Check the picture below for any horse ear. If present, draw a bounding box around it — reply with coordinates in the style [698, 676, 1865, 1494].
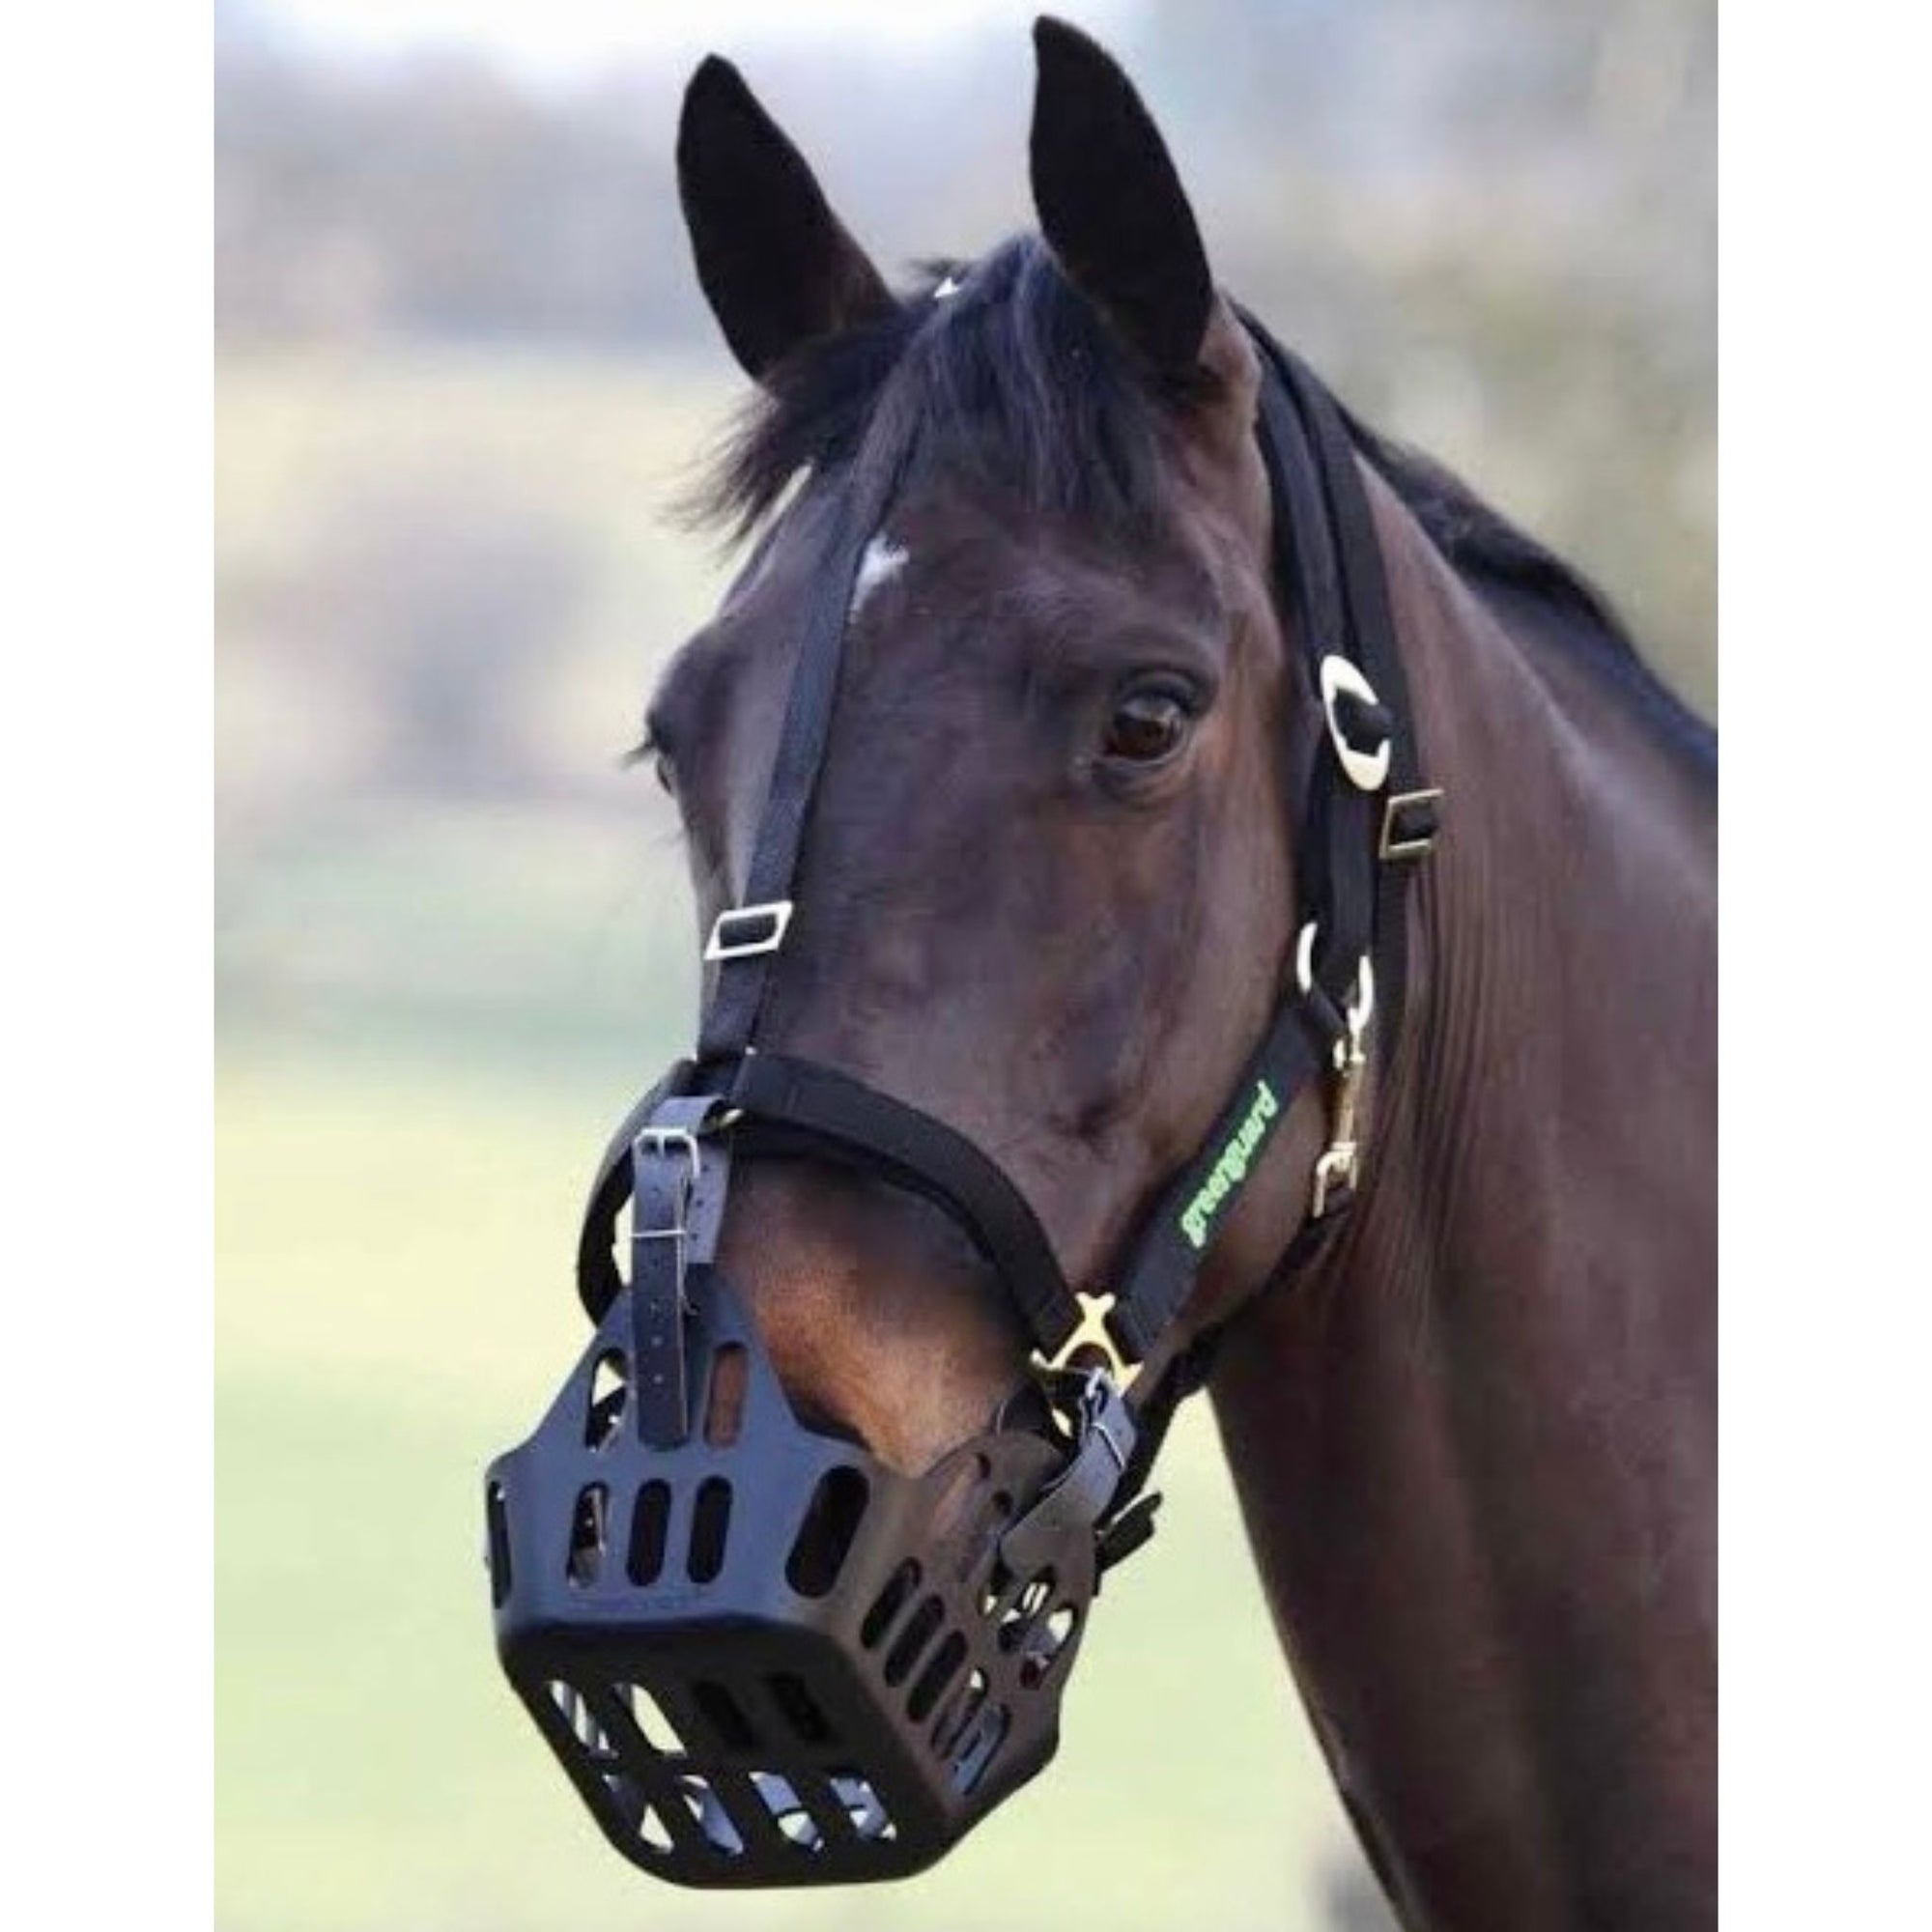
[677, 55, 896, 383]
[1028, 16, 1213, 380]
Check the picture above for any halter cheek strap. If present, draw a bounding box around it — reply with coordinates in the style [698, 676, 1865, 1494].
[577, 312, 1440, 1477]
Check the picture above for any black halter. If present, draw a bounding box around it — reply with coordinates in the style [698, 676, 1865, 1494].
[576, 314, 1439, 1414]
[486, 311, 1442, 1888]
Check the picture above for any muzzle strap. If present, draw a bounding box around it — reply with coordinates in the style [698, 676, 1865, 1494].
[627, 1095, 736, 1447]
[576, 1063, 694, 1320]
[630, 1136, 695, 1446]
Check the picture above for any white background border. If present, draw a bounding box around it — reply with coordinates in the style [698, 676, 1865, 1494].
[4, 1, 1925, 1920]
[0, 4, 210, 1920]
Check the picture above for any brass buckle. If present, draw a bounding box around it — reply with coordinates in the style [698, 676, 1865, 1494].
[1042, 1289, 1136, 1387]
[1378, 787, 1444, 862]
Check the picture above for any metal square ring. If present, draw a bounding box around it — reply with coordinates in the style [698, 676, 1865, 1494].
[704, 899, 795, 962]
[1378, 788, 1444, 862]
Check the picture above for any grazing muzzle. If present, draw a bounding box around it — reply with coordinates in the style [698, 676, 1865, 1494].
[482, 318, 1435, 1889]
[485, 1261, 1132, 1885]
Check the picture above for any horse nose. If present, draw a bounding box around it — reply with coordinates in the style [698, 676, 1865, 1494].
[714, 1159, 1029, 1475]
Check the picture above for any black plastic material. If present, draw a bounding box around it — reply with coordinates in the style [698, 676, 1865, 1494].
[486, 1270, 1095, 1887]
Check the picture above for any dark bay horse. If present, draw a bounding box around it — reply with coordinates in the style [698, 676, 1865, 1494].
[636, 20, 1715, 1929]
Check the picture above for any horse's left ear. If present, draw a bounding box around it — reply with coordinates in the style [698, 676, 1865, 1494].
[1028, 15, 1214, 381]
[677, 55, 896, 382]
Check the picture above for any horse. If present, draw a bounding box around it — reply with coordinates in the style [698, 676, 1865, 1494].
[511, 19, 1716, 1927]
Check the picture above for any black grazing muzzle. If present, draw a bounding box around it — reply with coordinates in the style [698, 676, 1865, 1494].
[485, 1084, 1148, 1886]
[483, 317, 1437, 1889]
[486, 1282, 1128, 1884]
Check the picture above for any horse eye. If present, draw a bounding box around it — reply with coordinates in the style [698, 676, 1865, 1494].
[1102, 688, 1192, 766]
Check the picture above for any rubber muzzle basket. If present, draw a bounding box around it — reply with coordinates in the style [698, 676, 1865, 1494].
[484, 1273, 1095, 1886]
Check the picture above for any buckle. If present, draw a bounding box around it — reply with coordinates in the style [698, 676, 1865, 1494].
[1378, 787, 1443, 861]
[1319, 656, 1391, 792]
[634, 1123, 701, 1189]
[703, 899, 794, 962]
[1042, 1288, 1136, 1387]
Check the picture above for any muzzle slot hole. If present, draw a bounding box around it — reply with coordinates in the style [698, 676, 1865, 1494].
[907, 1631, 968, 1723]
[703, 1343, 748, 1447]
[977, 1558, 1013, 1621]
[565, 1484, 609, 1588]
[619, 1681, 687, 1756]
[861, 1559, 922, 1650]
[547, 1679, 614, 1761]
[949, 1703, 1011, 1796]
[627, 1480, 670, 1586]
[677, 1773, 747, 1857]
[691, 1679, 761, 1753]
[883, 1595, 945, 1688]
[830, 1771, 896, 1842]
[687, 1476, 732, 1584]
[785, 1465, 870, 1598]
[996, 1570, 1054, 1650]
[752, 1773, 824, 1854]
[584, 1349, 628, 1449]
[485, 1481, 511, 1608]
[767, 1671, 837, 1746]
[1020, 1604, 1079, 1688]
[930, 1455, 989, 1557]
[932, 1666, 988, 1756]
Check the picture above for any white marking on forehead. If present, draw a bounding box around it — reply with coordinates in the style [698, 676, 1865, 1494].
[933, 272, 963, 300]
[849, 534, 910, 619]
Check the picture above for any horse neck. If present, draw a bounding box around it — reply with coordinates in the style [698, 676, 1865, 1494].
[1208, 468, 1716, 1930]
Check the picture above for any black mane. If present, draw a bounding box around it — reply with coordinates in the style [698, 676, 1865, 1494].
[696, 234, 1713, 769]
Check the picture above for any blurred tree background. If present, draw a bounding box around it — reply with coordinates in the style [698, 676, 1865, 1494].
[213, 4, 1713, 1930]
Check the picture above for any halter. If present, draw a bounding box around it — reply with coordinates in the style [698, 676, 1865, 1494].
[485, 310, 1440, 1886]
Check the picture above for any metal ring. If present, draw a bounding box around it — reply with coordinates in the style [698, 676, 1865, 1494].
[1294, 920, 1320, 995]
[1319, 656, 1392, 792]
[1295, 920, 1375, 1033]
